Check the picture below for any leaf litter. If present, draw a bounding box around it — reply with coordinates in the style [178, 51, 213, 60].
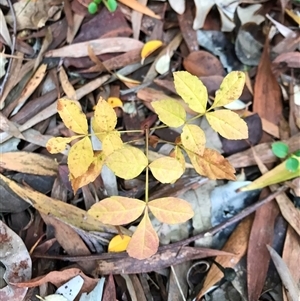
[1, 1, 300, 301]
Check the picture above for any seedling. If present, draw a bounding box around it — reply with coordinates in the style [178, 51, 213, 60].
[46, 71, 248, 259]
[88, 0, 117, 14]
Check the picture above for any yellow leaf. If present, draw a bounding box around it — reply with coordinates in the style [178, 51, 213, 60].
[285, 9, 300, 25]
[181, 124, 206, 156]
[148, 197, 194, 224]
[152, 99, 186, 127]
[108, 235, 131, 252]
[206, 110, 248, 139]
[149, 157, 184, 183]
[67, 136, 94, 178]
[57, 99, 88, 134]
[174, 146, 186, 173]
[107, 97, 123, 108]
[46, 136, 78, 154]
[70, 152, 105, 193]
[141, 40, 163, 64]
[210, 71, 245, 109]
[105, 145, 148, 179]
[92, 97, 117, 137]
[187, 148, 236, 180]
[88, 196, 146, 225]
[126, 208, 159, 260]
[173, 71, 208, 114]
[102, 131, 124, 156]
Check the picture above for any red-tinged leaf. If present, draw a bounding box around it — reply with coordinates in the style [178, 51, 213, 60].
[247, 190, 279, 301]
[126, 208, 159, 260]
[148, 197, 194, 224]
[187, 148, 236, 180]
[102, 274, 116, 301]
[70, 152, 105, 193]
[88, 196, 146, 225]
[68, 137, 94, 178]
[197, 216, 253, 299]
[57, 99, 88, 135]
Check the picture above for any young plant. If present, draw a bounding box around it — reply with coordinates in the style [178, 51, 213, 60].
[88, 0, 117, 14]
[240, 142, 300, 192]
[46, 71, 248, 259]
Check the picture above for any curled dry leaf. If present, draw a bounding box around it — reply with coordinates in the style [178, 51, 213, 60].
[187, 148, 236, 180]
[148, 197, 194, 224]
[183, 50, 225, 77]
[88, 196, 146, 225]
[0, 221, 32, 301]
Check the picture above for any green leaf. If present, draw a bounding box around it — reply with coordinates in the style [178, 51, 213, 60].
[272, 142, 289, 159]
[104, 0, 118, 12]
[173, 71, 208, 114]
[294, 150, 300, 157]
[152, 99, 186, 127]
[88, 2, 98, 14]
[285, 157, 299, 172]
[181, 124, 206, 156]
[105, 145, 148, 179]
[206, 110, 248, 140]
[210, 71, 245, 109]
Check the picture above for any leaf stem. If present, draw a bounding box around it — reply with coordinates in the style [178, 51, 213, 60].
[145, 126, 149, 204]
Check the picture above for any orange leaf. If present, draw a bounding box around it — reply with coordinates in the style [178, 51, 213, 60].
[87, 196, 146, 225]
[67, 136, 94, 178]
[70, 152, 105, 193]
[148, 197, 194, 224]
[57, 99, 88, 135]
[187, 148, 236, 180]
[118, 0, 161, 19]
[141, 40, 163, 64]
[108, 235, 131, 252]
[126, 208, 159, 260]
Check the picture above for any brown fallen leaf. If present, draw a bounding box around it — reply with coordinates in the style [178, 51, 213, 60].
[45, 37, 143, 58]
[0, 152, 58, 176]
[253, 35, 283, 125]
[196, 216, 253, 299]
[273, 51, 300, 68]
[102, 274, 117, 301]
[183, 51, 225, 77]
[247, 189, 279, 301]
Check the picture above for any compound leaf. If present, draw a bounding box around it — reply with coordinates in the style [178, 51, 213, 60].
[108, 235, 131, 252]
[181, 124, 206, 156]
[88, 196, 146, 225]
[148, 197, 194, 224]
[206, 110, 248, 140]
[173, 146, 186, 173]
[102, 131, 124, 156]
[187, 148, 236, 180]
[126, 208, 159, 260]
[70, 152, 105, 193]
[105, 145, 148, 179]
[152, 99, 186, 127]
[210, 71, 245, 109]
[92, 97, 117, 137]
[173, 71, 208, 114]
[46, 136, 79, 154]
[57, 99, 88, 134]
[68, 136, 94, 178]
[149, 157, 184, 183]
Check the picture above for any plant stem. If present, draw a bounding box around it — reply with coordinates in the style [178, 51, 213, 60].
[145, 126, 149, 204]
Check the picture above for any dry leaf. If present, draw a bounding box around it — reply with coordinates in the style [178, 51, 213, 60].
[187, 148, 236, 180]
[141, 40, 163, 64]
[46, 136, 78, 154]
[118, 0, 161, 19]
[88, 196, 145, 225]
[108, 235, 131, 252]
[168, 0, 185, 14]
[126, 208, 159, 260]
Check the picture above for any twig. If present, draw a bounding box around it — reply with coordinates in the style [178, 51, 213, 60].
[0, 0, 17, 97]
